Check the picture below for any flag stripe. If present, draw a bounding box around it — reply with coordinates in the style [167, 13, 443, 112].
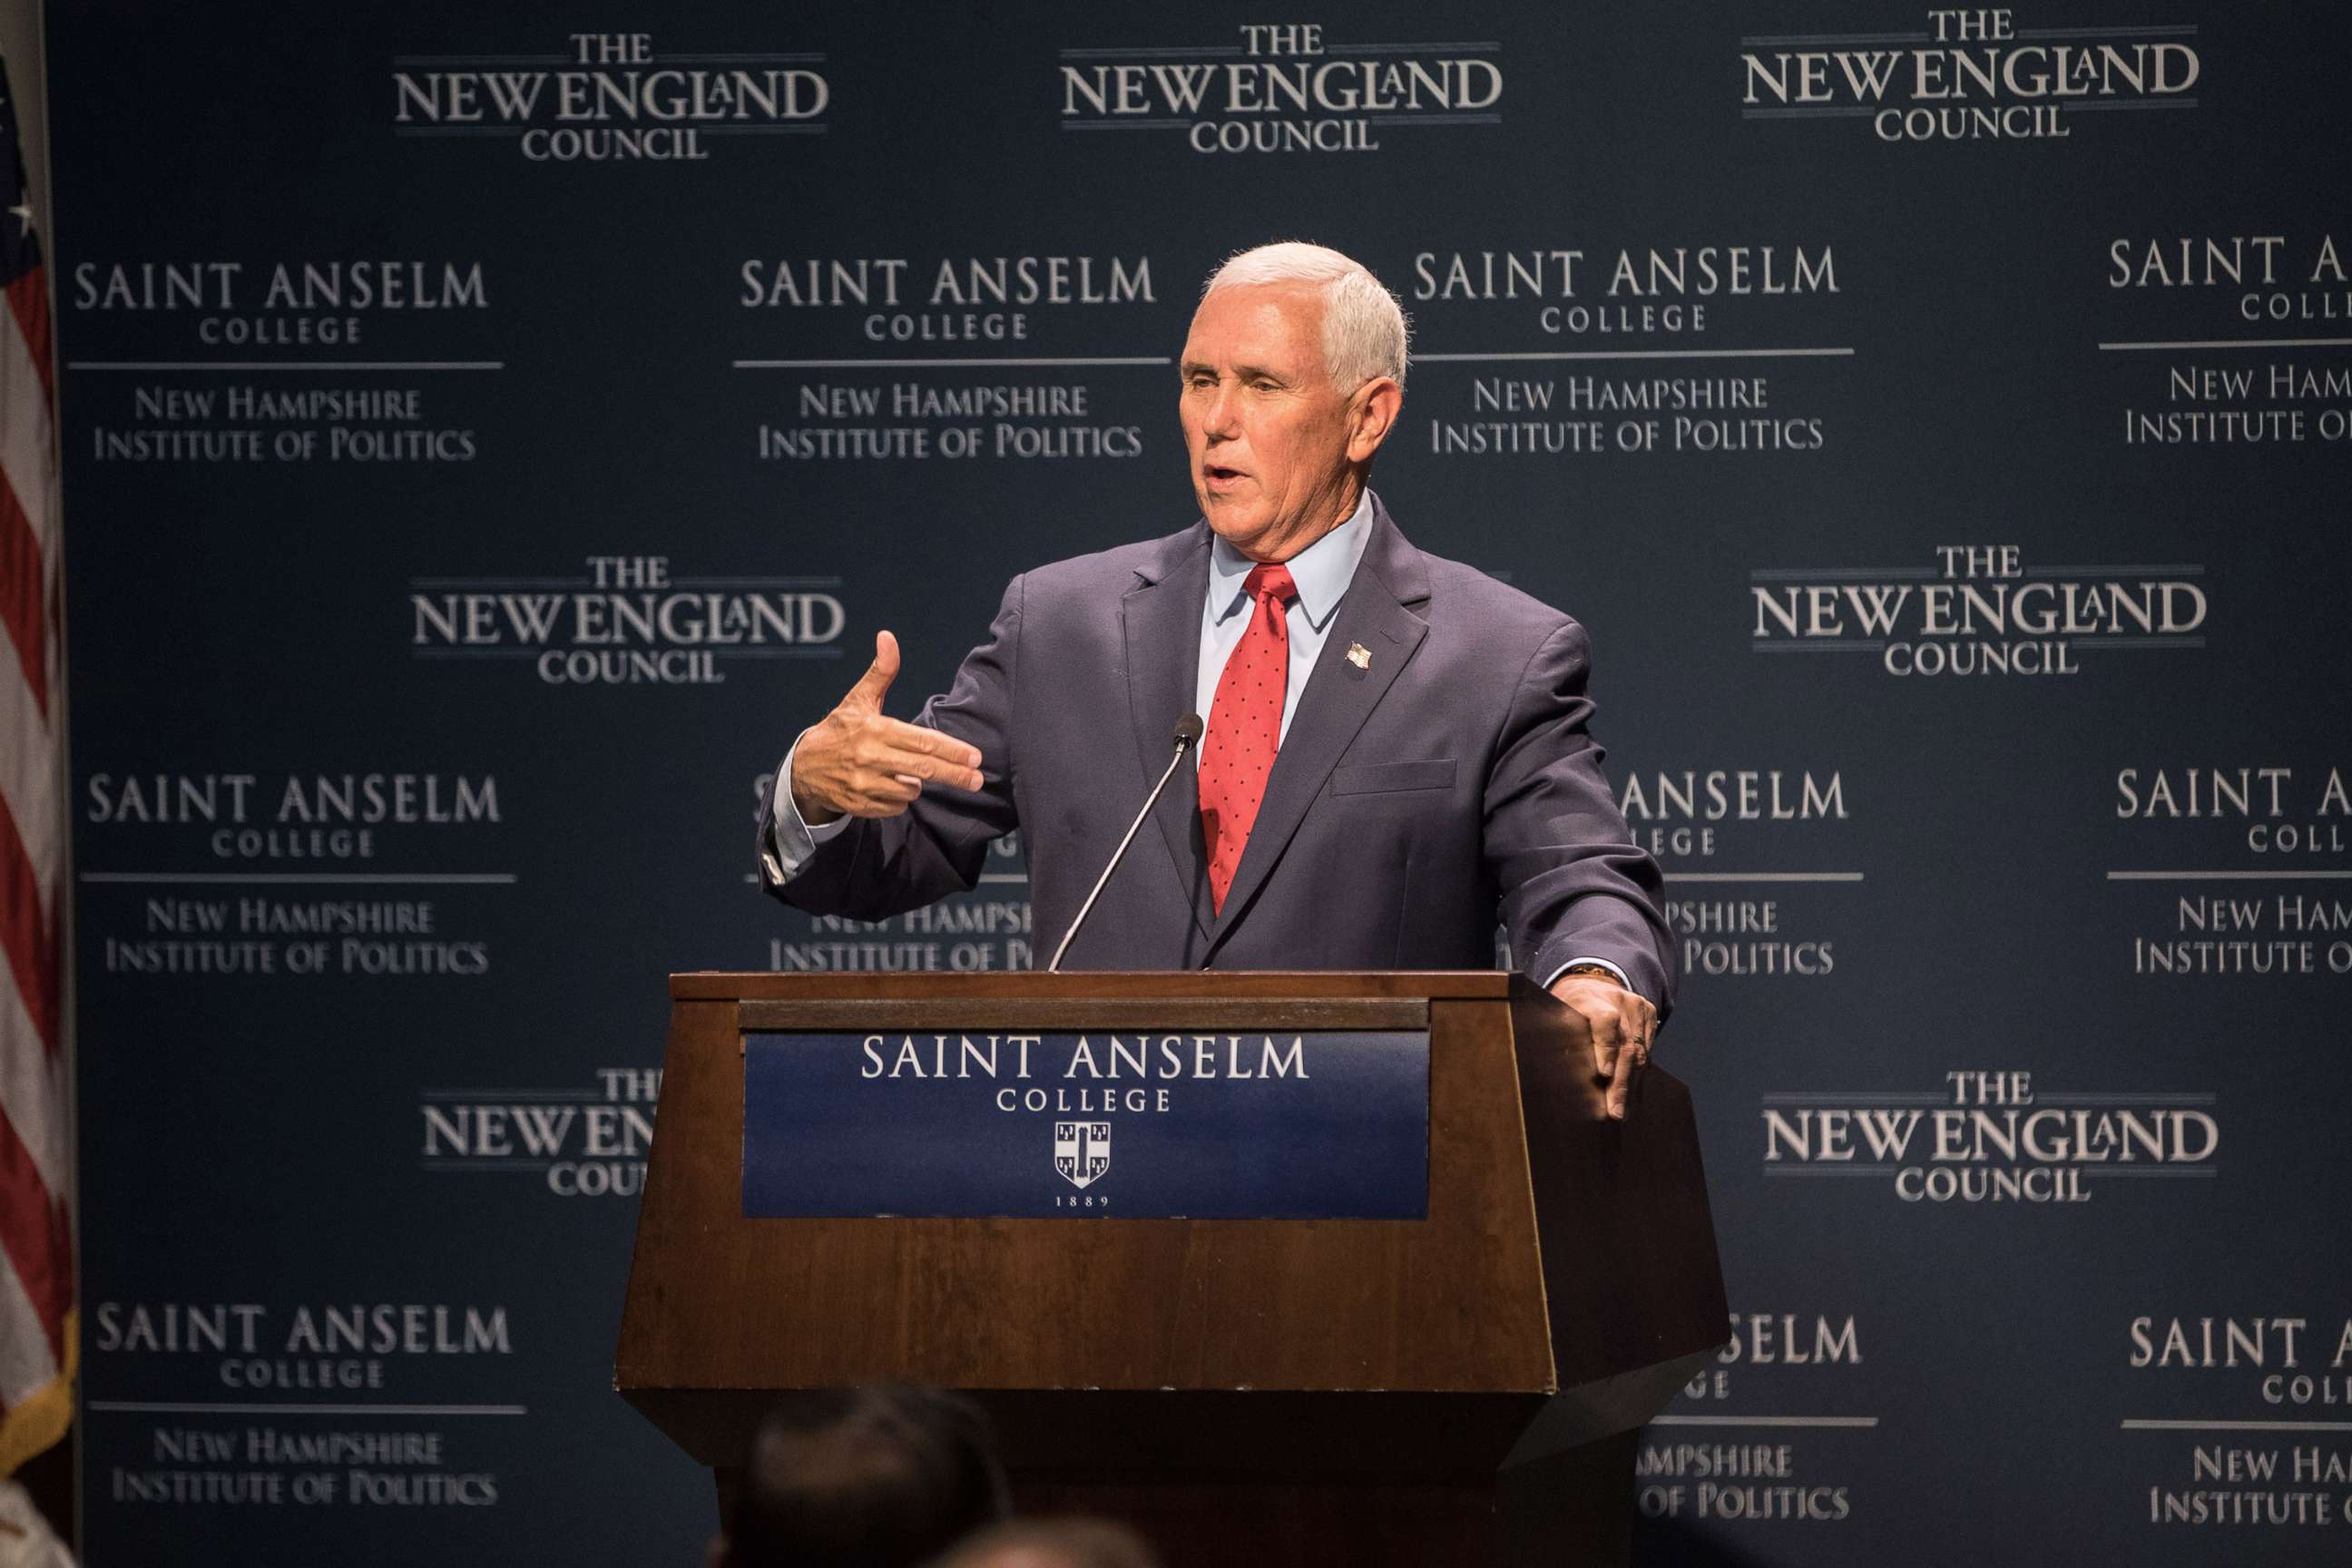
[0, 646, 54, 924]
[0, 985, 64, 1197]
[0, 470, 44, 723]
[0, 286, 51, 546]
[0, 1252, 58, 1416]
[0, 794, 54, 1054]
[4, 272, 53, 413]
[0, 1102, 65, 1368]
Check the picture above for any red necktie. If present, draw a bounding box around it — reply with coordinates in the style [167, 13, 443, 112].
[1199, 563, 1298, 913]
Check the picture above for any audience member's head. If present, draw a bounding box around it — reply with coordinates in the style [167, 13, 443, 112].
[929, 1518, 1161, 1568]
[713, 1387, 1010, 1568]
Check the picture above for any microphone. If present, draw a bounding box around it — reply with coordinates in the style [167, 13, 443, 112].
[1047, 714, 1204, 973]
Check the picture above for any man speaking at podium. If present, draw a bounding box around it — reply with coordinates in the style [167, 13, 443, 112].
[757, 243, 1672, 1116]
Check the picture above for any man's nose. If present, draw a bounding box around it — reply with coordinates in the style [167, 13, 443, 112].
[1201, 383, 1241, 439]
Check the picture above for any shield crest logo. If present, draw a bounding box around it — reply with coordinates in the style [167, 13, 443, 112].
[1054, 1121, 1111, 1189]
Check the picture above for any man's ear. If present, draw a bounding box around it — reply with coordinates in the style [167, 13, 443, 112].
[1347, 377, 1403, 463]
[706, 1534, 731, 1568]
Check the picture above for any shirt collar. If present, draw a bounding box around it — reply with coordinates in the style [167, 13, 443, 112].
[1207, 487, 1376, 632]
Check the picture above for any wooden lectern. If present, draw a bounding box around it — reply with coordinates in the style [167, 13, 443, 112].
[617, 972, 1727, 1567]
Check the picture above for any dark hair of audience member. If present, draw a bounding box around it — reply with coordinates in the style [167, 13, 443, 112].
[930, 1517, 1162, 1568]
[718, 1387, 1011, 1568]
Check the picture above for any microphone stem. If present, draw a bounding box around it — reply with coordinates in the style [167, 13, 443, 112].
[1047, 737, 1195, 973]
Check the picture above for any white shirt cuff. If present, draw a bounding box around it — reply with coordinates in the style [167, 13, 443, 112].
[1542, 956, 1637, 1000]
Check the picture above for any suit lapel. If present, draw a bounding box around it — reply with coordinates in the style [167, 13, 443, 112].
[1122, 525, 1218, 940]
[1207, 501, 1432, 955]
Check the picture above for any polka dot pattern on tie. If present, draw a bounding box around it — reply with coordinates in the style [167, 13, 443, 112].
[1198, 562, 1298, 914]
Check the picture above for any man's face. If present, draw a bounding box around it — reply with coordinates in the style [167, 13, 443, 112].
[1178, 283, 1363, 563]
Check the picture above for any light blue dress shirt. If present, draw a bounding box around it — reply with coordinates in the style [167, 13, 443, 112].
[1192, 488, 1374, 753]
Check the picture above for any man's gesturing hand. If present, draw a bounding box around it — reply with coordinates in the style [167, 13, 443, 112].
[789, 631, 987, 826]
[1547, 972, 1660, 1122]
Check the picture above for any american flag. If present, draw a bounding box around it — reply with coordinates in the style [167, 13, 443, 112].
[0, 52, 71, 1476]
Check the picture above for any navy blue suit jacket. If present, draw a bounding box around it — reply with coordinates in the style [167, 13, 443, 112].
[758, 497, 1675, 1012]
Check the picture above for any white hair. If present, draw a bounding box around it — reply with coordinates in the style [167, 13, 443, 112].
[1201, 241, 1410, 390]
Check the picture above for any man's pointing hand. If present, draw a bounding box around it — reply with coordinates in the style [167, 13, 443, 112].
[789, 631, 987, 826]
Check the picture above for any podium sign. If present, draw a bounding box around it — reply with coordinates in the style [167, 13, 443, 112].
[742, 1028, 1431, 1219]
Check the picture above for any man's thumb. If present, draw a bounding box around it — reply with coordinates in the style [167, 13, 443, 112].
[847, 629, 900, 708]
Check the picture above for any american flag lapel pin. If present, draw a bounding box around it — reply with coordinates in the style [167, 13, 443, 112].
[1346, 642, 1371, 671]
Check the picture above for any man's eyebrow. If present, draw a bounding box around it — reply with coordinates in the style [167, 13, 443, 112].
[1177, 359, 1290, 382]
